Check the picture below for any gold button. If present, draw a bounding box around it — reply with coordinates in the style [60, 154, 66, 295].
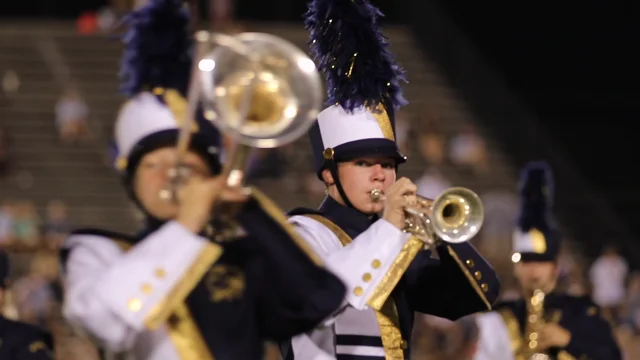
[474, 271, 482, 280]
[400, 340, 408, 349]
[155, 268, 167, 279]
[481, 283, 488, 292]
[371, 259, 382, 269]
[353, 286, 364, 296]
[323, 148, 334, 160]
[128, 298, 143, 312]
[465, 259, 474, 268]
[362, 273, 372, 282]
[141, 283, 153, 294]
[587, 306, 597, 316]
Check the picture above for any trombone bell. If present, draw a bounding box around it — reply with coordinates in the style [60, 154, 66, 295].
[198, 32, 323, 149]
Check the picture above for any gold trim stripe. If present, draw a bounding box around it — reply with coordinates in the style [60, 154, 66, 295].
[166, 303, 216, 360]
[370, 103, 395, 141]
[368, 236, 424, 311]
[111, 237, 219, 360]
[251, 187, 323, 265]
[446, 246, 492, 310]
[145, 242, 223, 330]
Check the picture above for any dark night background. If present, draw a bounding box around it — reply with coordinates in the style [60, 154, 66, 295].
[2, 0, 638, 256]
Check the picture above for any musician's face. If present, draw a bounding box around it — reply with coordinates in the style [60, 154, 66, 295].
[134, 147, 210, 220]
[323, 156, 397, 214]
[514, 261, 558, 294]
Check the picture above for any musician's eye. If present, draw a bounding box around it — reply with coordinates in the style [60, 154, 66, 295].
[355, 160, 370, 167]
[381, 162, 395, 169]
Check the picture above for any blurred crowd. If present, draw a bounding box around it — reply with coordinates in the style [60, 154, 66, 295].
[0, 1, 638, 359]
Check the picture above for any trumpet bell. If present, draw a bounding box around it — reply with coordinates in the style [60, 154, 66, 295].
[430, 187, 484, 243]
[199, 32, 323, 148]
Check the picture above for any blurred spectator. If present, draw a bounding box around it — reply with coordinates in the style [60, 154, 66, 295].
[590, 245, 629, 322]
[415, 121, 451, 198]
[0, 200, 15, 246]
[395, 111, 412, 156]
[12, 200, 40, 248]
[477, 189, 518, 261]
[12, 252, 58, 327]
[246, 149, 287, 181]
[448, 123, 489, 174]
[0, 126, 12, 177]
[55, 89, 91, 144]
[76, 12, 99, 35]
[412, 316, 478, 360]
[43, 200, 70, 250]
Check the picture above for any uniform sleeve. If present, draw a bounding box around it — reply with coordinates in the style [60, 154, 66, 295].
[562, 307, 622, 360]
[403, 243, 500, 319]
[472, 312, 515, 360]
[61, 221, 222, 351]
[289, 215, 412, 311]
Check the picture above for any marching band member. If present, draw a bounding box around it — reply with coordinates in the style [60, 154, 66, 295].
[281, 1, 500, 359]
[0, 251, 54, 360]
[59, 1, 345, 359]
[474, 161, 621, 360]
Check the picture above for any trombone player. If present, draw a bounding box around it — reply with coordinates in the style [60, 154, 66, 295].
[474, 161, 621, 360]
[281, 0, 500, 358]
[59, 0, 346, 359]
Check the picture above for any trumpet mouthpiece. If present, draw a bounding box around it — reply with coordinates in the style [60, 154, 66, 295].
[370, 189, 383, 202]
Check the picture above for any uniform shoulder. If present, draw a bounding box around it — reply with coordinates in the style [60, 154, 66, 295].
[60, 228, 136, 269]
[67, 227, 135, 249]
[70, 227, 135, 242]
[287, 207, 323, 217]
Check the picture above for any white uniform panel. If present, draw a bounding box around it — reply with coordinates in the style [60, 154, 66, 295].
[62, 221, 213, 356]
[317, 105, 386, 148]
[288, 215, 411, 360]
[473, 312, 515, 360]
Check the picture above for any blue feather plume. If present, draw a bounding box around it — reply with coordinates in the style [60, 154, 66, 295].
[119, 0, 192, 97]
[517, 161, 555, 232]
[305, 0, 408, 112]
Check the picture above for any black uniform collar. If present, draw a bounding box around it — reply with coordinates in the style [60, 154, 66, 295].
[318, 195, 378, 238]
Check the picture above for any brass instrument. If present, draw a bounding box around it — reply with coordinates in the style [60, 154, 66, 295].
[370, 187, 484, 245]
[164, 31, 323, 199]
[520, 289, 550, 360]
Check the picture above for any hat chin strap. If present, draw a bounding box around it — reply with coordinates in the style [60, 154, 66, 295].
[327, 159, 355, 209]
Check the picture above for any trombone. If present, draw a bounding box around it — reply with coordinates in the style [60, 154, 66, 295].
[370, 187, 484, 246]
[164, 30, 323, 201]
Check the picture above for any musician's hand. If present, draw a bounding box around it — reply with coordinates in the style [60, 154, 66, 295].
[382, 177, 418, 230]
[536, 323, 572, 350]
[176, 176, 249, 233]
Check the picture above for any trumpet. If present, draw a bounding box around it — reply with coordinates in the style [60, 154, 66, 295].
[164, 30, 323, 200]
[370, 187, 484, 245]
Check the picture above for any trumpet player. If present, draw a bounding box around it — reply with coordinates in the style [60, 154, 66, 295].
[59, 1, 346, 359]
[474, 161, 621, 360]
[280, 1, 499, 359]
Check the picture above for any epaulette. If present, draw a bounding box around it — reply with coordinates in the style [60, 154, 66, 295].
[287, 207, 324, 217]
